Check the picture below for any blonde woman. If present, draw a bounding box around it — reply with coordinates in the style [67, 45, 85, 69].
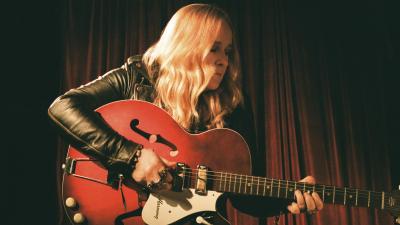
[49, 3, 323, 223]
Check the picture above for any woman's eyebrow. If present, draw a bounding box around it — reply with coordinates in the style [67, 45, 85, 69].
[214, 41, 232, 48]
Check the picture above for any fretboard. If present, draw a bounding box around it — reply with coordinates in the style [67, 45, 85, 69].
[185, 171, 391, 210]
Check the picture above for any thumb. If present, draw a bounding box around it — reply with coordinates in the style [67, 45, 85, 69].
[299, 176, 316, 184]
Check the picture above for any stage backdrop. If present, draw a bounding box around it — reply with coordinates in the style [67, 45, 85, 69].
[53, 0, 399, 224]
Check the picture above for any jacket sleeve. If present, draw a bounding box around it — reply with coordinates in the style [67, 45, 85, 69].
[48, 65, 142, 175]
[225, 93, 291, 217]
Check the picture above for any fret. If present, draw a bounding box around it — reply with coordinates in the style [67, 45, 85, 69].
[233, 174, 237, 192]
[339, 188, 349, 205]
[381, 192, 385, 209]
[219, 173, 222, 191]
[285, 180, 289, 198]
[270, 178, 274, 197]
[303, 182, 306, 192]
[368, 191, 370, 207]
[333, 186, 336, 204]
[244, 176, 248, 194]
[226, 173, 232, 192]
[228, 173, 231, 192]
[238, 175, 242, 193]
[313, 185, 315, 193]
[250, 176, 254, 194]
[277, 180, 281, 197]
[335, 187, 347, 205]
[263, 178, 266, 196]
[355, 189, 358, 206]
[322, 185, 325, 202]
[223, 172, 227, 191]
[344, 188, 357, 206]
[357, 189, 369, 207]
[294, 182, 297, 199]
[373, 191, 382, 208]
[256, 177, 260, 195]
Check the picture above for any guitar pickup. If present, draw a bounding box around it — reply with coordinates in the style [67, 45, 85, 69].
[172, 163, 188, 192]
[195, 165, 208, 195]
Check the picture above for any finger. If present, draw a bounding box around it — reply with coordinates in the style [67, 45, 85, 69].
[304, 192, 316, 212]
[312, 192, 324, 210]
[295, 190, 306, 210]
[165, 170, 173, 183]
[147, 176, 161, 186]
[152, 168, 173, 191]
[299, 176, 316, 184]
[147, 180, 160, 191]
[132, 169, 145, 183]
[287, 202, 300, 214]
[160, 157, 176, 167]
[148, 170, 161, 184]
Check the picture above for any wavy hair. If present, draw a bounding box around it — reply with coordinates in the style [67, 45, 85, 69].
[143, 4, 242, 130]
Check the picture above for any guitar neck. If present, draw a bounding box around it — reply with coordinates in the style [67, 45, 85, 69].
[185, 172, 390, 210]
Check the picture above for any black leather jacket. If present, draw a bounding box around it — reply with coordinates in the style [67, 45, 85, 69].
[48, 55, 288, 217]
[48, 55, 256, 176]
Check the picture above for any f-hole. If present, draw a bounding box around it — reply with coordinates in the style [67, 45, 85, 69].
[130, 119, 177, 152]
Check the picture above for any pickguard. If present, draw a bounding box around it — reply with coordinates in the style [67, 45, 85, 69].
[142, 189, 222, 224]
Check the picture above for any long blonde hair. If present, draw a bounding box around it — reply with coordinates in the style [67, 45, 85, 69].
[143, 4, 242, 130]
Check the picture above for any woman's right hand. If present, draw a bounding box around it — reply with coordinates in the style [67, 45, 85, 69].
[131, 148, 175, 191]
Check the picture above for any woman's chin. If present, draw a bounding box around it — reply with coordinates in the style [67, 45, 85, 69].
[206, 83, 221, 91]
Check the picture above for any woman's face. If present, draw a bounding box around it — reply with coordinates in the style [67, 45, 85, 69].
[202, 20, 232, 90]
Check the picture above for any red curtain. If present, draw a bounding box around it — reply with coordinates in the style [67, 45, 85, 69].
[57, 0, 397, 224]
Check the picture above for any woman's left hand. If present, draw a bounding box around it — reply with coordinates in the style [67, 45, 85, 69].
[287, 176, 324, 214]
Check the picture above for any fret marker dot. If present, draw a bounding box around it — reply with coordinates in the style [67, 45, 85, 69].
[267, 186, 270, 189]
[247, 183, 251, 187]
[349, 195, 353, 198]
[327, 192, 331, 196]
[289, 188, 293, 191]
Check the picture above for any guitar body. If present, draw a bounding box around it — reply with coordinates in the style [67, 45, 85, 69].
[62, 100, 252, 225]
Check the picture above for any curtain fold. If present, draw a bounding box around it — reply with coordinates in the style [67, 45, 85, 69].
[57, 0, 397, 224]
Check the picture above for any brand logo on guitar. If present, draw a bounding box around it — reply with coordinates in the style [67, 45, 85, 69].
[154, 197, 163, 219]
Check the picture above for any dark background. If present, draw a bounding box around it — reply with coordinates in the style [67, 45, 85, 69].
[6, 0, 400, 224]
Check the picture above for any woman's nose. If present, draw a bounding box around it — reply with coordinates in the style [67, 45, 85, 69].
[216, 53, 228, 67]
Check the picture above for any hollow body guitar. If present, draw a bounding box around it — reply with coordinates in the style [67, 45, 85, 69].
[62, 100, 400, 225]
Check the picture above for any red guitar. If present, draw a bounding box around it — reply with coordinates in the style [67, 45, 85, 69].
[62, 100, 400, 225]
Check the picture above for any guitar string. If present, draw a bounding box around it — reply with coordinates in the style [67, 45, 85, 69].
[180, 178, 398, 209]
[179, 179, 398, 210]
[180, 170, 388, 197]
[180, 174, 399, 210]
[187, 178, 387, 198]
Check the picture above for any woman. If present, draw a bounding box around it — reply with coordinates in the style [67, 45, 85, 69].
[49, 3, 323, 223]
